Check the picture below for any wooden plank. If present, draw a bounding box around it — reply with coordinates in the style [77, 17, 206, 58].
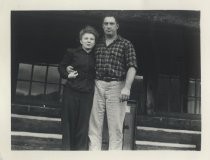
[12, 104, 61, 118]
[11, 131, 62, 139]
[190, 120, 202, 131]
[123, 114, 133, 150]
[123, 103, 136, 150]
[135, 128, 201, 146]
[136, 116, 168, 128]
[153, 112, 201, 120]
[11, 135, 62, 150]
[137, 126, 201, 134]
[12, 114, 61, 121]
[135, 141, 197, 150]
[136, 115, 201, 131]
[167, 117, 192, 130]
[11, 117, 61, 134]
[135, 145, 195, 150]
[12, 145, 62, 150]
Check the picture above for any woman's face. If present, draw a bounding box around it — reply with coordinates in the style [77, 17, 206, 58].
[80, 33, 96, 50]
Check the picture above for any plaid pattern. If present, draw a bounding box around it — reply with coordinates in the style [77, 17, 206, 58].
[95, 35, 138, 81]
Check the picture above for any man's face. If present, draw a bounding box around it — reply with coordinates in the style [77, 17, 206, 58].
[102, 17, 119, 36]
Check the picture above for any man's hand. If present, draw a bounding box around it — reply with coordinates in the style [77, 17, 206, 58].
[66, 66, 75, 74]
[67, 71, 78, 79]
[119, 87, 130, 102]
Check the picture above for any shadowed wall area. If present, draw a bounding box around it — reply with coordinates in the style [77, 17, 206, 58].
[11, 10, 200, 114]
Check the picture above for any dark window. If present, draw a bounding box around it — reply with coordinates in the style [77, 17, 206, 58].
[16, 81, 30, 96]
[157, 75, 201, 114]
[32, 65, 47, 82]
[47, 66, 60, 83]
[15, 63, 64, 107]
[31, 82, 45, 95]
[187, 79, 201, 114]
[17, 63, 32, 80]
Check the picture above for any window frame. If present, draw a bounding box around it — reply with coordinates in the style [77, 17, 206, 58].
[15, 63, 65, 107]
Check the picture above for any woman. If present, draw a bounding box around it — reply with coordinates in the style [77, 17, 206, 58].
[58, 26, 98, 150]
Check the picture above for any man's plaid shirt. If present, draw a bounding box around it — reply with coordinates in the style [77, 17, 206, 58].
[95, 35, 138, 81]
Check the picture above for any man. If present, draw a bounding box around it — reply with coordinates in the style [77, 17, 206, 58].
[88, 15, 138, 150]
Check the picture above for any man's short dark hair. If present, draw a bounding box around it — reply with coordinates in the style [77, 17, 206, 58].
[79, 25, 99, 40]
[102, 14, 119, 24]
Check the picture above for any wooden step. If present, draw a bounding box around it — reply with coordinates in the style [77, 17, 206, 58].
[11, 133, 62, 150]
[11, 114, 61, 134]
[135, 126, 201, 150]
[11, 114, 112, 150]
[11, 101, 137, 150]
[136, 115, 201, 131]
[12, 104, 61, 118]
[135, 141, 196, 150]
[148, 112, 201, 120]
[12, 144, 61, 150]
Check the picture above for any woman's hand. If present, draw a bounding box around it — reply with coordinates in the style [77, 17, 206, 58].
[66, 65, 78, 78]
[66, 66, 74, 73]
[67, 71, 78, 79]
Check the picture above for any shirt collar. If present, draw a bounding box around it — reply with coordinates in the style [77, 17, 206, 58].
[116, 35, 123, 41]
[102, 35, 123, 45]
[78, 46, 93, 54]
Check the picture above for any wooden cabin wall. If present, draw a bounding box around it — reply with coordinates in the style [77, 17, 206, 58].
[11, 11, 200, 114]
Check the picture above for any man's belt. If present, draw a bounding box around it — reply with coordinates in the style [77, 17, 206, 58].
[97, 76, 124, 82]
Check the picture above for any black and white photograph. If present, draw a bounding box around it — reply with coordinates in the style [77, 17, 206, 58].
[10, 10, 201, 151]
[1, 0, 210, 160]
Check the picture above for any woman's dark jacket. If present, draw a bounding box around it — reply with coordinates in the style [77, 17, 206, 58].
[58, 47, 95, 93]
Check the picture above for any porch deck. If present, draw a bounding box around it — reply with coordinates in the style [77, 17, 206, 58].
[11, 103, 201, 150]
